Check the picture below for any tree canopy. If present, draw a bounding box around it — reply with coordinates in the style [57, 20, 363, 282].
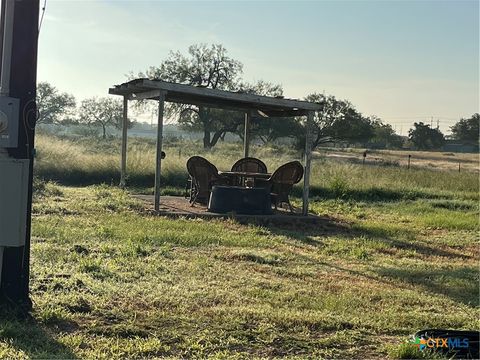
[78, 97, 124, 139]
[408, 122, 445, 150]
[450, 113, 479, 144]
[36, 82, 76, 124]
[299, 93, 374, 150]
[141, 43, 243, 90]
[234, 81, 291, 144]
[369, 116, 404, 149]
[134, 43, 401, 150]
[250, 116, 302, 145]
[136, 44, 283, 148]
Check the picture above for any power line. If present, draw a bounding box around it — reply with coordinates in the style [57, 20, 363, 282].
[382, 118, 458, 121]
[38, 0, 47, 34]
[382, 119, 459, 124]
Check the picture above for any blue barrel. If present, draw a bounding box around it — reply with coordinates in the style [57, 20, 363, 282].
[208, 186, 272, 215]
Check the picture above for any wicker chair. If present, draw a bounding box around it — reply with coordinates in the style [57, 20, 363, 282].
[231, 157, 268, 173]
[256, 161, 304, 212]
[231, 157, 268, 186]
[186, 156, 228, 206]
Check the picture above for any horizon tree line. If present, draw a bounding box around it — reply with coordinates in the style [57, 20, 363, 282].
[37, 44, 478, 150]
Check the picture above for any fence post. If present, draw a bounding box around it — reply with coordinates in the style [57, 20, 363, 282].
[458, 162, 461, 172]
[362, 150, 367, 165]
[407, 154, 411, 169]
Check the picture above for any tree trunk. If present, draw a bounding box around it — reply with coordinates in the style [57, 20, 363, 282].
[102, 124, 106, 139]
[199, 106, 211, 149]
[203, 128, 211, 149]
[210, 131, 226, 148]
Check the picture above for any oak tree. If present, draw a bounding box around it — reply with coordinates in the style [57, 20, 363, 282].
[36, 82, 76, 124]
[78, 97, 124, 139]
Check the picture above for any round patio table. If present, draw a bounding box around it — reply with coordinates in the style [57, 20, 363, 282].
[219, 171, 271, 187]
[219, 171, 271, 178]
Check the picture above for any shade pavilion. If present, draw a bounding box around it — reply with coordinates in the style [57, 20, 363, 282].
[109, 78, 323, 215]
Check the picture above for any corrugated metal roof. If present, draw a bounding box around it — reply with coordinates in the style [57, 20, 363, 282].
[109, 78, 322, 117]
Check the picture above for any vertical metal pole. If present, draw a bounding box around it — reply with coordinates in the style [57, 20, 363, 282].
[0, 247, 3, 285]
[0, 0, 39, 307]
[243, 111, 251, 158]
[119, 96, 128, 188]
[302, 111, 314, 216]
[154, 91, 166, 211]
[0, 0, 14, 96]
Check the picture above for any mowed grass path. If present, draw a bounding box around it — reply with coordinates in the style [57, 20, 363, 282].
[0, 180, 478, 359]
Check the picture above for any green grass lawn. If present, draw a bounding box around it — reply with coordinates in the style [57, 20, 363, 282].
[1, 134, 478, 358]
[0, 178, 477, 358]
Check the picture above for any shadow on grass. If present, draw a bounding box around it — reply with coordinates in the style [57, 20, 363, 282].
[352, 224, 473, 260]
[266, 217, 469, 260]
[35, 170, 187, 189]
[316, 261, 479, 308]
[292, 186, 451, 203]
[265, 217, 477, 306]
[0, 306, 77, 359]
[373, 266, 479, 307]
[261, 217, 350, 247]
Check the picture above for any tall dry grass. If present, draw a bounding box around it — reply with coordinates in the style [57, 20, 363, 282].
[34, 134, 479, 201]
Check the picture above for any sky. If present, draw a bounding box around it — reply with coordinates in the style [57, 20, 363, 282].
[37, 0, 479, 134]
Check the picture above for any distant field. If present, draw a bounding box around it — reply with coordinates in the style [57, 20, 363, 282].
[318, 147, 479, 173]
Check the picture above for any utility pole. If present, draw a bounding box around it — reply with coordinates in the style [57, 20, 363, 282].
[0, 0, 39, 308]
